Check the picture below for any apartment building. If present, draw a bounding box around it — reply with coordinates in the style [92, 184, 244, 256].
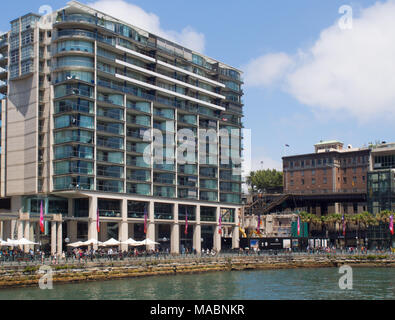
[0, 1, 244, 254]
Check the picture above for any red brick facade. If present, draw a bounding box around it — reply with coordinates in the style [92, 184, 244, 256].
[283, 149, 370, 194]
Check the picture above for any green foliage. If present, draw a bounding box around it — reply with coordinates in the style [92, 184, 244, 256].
[246, 169, 283, 193]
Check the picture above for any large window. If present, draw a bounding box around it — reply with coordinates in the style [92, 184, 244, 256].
[54, 161, 93, 175]
[54, 84, 94, 98]
[55, 99, 93, 114]
[54, 130, 93, 144]
[54, 114, 94, 129]
[54, 145, 93, 160]
[55, 70, 94, 84]
[57, 40, 93, 54]
[57, 56, 93, 68]
[53, 176, 93, 190]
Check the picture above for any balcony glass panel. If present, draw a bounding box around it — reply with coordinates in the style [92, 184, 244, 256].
[126, 142, 150, 154]
[127, 183, 151, 196]
[55, 99, 93, 114]
[57, 56, 93, 68]
[153, 186, 175, 198]
[54, 130, 93, 144]
[200, 179, 218, 190]
[97, 136, 124, 150]
[178, 164, 197, 175]
[54, 160, 93, 175]
[127, 114, 151, 126]
[55, 70, 94, 84]
[53, 176, 94, 191]
[54, 145, 93, 160]
[127, 155, 150, 168]
[127, 169, 151, 182]
[97, 165, 124, 178]
[97, 92, 124, 106]
[97, 107, 124, 121]
[54, 84, 94, 99]
[57, 40, 94, 54]
[97, 180, 124, 193]
[178, 188, 198, 199]
[97, 121, 124, 135]
[97, 151, 124, 164]
[54, 115, 94, 129]
[127, 100, 151, 113]
[200, 191, 218, 202]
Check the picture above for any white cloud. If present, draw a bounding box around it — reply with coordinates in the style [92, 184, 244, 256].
[244, 0, 395, 121]
[243, 53, 293, 87]
[87, 0, 205, 52]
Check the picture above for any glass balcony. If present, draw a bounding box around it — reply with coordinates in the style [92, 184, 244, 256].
[127, 156, 150, 168]
[178, 188, 198, 200]
[200, 191, 218, 202]
[97, 107, 124, 121]
[126, 183, 151, 196]
[97, 122, 124, 135]
[55, 99, 94, 114]
[153, 186, 175, 198]
[97, 180, 124, 193]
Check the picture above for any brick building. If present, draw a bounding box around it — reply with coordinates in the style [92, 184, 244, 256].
[282, 141, 370, 214]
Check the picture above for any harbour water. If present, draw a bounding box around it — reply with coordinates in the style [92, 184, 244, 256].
[0, 267, 393, 300]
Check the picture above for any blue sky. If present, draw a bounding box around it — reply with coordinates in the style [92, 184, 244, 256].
[1, 0, 393, 171]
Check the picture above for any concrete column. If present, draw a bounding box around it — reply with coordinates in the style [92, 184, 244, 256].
[88, 196, 98, 250]
[213, 207, 221, 252]
[24, 220, 30, 253]
[57, 222, 62, 255]
[0, 221, 3, 240]
[173, 203, 179, 222]
[196, 205, 201, 224]
[17, 221, 23, 240]
[193, 224, 201, 253]
[233, 208, 240, 249]
[10, 220, 16, 239]
[51, 221, 57, 255]
[68, 198, 73, 217]
[3, 221, 11, 240]
[171, 223, 180, 254]
[119, 221, 128, 252]
[68, 221, 78, 243]
[146, 201, 155, 251]
[119, 199, 128, 251]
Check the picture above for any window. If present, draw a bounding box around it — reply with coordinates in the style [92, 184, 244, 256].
[312, 170, 316, 176]
[312, 178, 316, 185]
[343, 177, 347, 184]
[323, 177, 327, 184]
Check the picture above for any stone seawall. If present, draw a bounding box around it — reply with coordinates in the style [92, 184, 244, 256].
[0, 255, 394, 289]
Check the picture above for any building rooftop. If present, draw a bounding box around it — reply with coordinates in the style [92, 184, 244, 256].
[66, 1, 242, 74]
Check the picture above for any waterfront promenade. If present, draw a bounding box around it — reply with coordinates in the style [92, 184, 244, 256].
[0, 250, 393, 289]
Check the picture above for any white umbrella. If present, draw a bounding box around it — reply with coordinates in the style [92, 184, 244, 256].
[6, 239, 18, 246]
[15, 238, 39, 245]
[102, 238, 121, 246]
[67, 241, 84, 247]
[139, 238, 159, 245]
[82, 239, 103, 246]
[121, 238, 141, 246]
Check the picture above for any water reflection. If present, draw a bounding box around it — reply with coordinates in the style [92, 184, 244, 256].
[0, 268, 393, 300]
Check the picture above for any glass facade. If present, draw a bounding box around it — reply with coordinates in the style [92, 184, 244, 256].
[367, 170, 395, 214]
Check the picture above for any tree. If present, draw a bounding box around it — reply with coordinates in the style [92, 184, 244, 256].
[246, 169, 283, 193]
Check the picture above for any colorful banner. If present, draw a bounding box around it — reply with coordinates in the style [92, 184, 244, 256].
[390, 215, 394, 235]
[144, 207, 148, 234]
[185, 211, 188, 235]
[97, 208, 100, 233]
[40, 201, 44, 233]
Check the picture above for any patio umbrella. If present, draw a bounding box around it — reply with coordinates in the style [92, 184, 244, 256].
[14, 238, 39, 245]
[82, 239, 103, 246]
[67, 241, 84, 248]
[102, 238, 121, 246]
[139, 238, 159, 245]
[6, 239, 18, 246]
[121, 238, 141, 246]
